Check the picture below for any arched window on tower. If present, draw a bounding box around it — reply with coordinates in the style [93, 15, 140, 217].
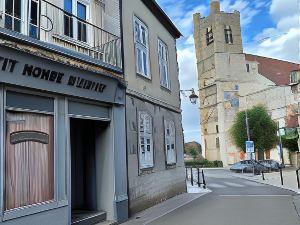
[206, 26, 214, 45]
[224, 25, 233, 44]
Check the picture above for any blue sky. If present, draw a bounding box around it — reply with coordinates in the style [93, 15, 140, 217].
[156, 0, 300, 143]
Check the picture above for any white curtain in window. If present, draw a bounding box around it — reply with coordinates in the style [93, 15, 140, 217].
[164, 120, 176, 165]
[134, 17, 150, 77]
[139, 112, 154, 169]
[158, 40, 169, 88]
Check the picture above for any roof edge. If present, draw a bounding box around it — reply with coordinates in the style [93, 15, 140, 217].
[245, 53, 300, 65]
[141, 0, 182, 39]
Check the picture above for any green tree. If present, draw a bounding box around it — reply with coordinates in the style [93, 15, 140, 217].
[230, 105, 278, 159]
[282, 128, 299, 152]
[189, 147, 198, 161]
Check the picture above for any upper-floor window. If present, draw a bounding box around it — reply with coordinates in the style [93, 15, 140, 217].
[4, 0, 39, 38]
[164, 120, 176, 165]
[224, 25, 233, 44]
[216, 137, 220, 148]
[206, 26, 214, 45]
[290, 71, 298, 84]
[246, 63, 250, 72]
[4, 0, 22, 32]
[64, 0, 88, 42]
[138, 112, 154, 169]
[134, 16, 150, 78]
[158, 39, 170, 89]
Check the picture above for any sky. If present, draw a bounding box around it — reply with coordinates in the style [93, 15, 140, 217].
[156, 0, 300, 143]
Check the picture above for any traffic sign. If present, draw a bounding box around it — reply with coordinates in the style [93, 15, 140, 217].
[246, 141, 254, 153]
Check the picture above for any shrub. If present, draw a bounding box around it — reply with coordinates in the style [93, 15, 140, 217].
[185, 159, 223, 168]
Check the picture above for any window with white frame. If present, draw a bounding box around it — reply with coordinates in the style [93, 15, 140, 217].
[164, 120, 176, 165]
[134, 16, 150, 78]
[158, 39, 170, 89]
[64, 0, 88, 42]
[138, 112, 154, 169]
[4, 0, 39, 38]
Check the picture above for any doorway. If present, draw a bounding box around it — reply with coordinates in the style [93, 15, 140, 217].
[70, 118, 106, 224]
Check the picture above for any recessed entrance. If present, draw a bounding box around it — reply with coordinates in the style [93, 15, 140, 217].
[70, 118, 107, 225]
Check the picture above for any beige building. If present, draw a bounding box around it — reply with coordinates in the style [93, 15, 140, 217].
[123, 0, 186, 215]
[193, 0, 300, 166]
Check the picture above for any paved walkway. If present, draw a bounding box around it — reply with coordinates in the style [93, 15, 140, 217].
[121, 182, 209, 225]
[231, 168, 300, 194]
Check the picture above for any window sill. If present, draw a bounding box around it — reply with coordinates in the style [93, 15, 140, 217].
[136, 72, 152, 81]
[3, 200, 68, 221]
[160, 85, 171, 93]
[166, 164, 176, 169]
[139, 167, 154, 175]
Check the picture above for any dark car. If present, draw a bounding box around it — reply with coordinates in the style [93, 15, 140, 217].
[230, 160, 268, 174]
[259, 160, 284, 171]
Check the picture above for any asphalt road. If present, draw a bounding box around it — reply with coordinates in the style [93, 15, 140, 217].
[149, 169, 300, 225]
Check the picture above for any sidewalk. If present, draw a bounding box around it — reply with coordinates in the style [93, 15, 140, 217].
[121, 182, 210, 225]
[231, 168, 300, 217]
[231, 168, 300, 194]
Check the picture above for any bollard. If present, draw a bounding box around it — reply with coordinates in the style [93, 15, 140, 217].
[202, 170, 206, 189]
[262, 171, 265, 180]
[186, 167, 188, 181]
[280, 169, 283, 185]
[197, 167, 200, 187]
[296, 169, 300, 189]
[190, 167, 194, 186]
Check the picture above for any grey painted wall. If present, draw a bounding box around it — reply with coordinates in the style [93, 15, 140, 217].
[126, 96, 186, 214]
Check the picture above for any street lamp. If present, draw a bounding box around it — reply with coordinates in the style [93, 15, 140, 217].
[180, 88, 199, 104]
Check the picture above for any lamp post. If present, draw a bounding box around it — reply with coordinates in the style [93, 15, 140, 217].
[180, 88, 199, 104]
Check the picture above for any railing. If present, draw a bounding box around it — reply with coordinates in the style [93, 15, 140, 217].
[0, 0, 122, 69]
[186, 167, 206, 189]
[296, 168, 300, 189]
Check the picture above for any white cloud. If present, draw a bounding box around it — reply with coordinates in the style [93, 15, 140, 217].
[246, 0, 300, 63]
[221, 0, 263, 26]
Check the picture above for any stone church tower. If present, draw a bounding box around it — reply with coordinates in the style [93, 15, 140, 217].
[193, 0, 258, 165]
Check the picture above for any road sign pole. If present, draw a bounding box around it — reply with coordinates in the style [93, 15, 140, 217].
[245, 110, 252, 159]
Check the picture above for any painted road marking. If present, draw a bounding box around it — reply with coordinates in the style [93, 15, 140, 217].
[223, 182, 245, 187]
[208, 183, 227, 188]
[242, 180, 265, 186]
[218, 195, 292, 197]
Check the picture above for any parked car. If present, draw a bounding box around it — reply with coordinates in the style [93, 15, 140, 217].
[259, 160, 284, 171]
[230, 160, 268, 174]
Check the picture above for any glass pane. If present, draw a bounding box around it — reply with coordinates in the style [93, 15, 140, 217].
[64, 0, 72, 13]
[141, 26, 146, 45]
[29, 25, 38, 38]
[14, 18, 21, 32]
[137, 48, 143, 73]
[77, 2, 86, 20]
[143, 51, 148, 75]
[30, 0, 38, 25]
[5, 0, 13, 15]
[135, 22, 140, 42]
[5, 15, 13, 30]
[14, 0, 21, 18]
[64, 15, 73, 37]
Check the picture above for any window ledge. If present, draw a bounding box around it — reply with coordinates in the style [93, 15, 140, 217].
[136, 72, 152, 81]
[166, 164, 176, 169]
[139, 167, 154, 175]
[3, 200, 68, 221]
[160, 85, 171, 93]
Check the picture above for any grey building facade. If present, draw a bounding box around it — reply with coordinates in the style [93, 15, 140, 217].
[123, 0, 186, 215]
[0, 0, 128, 224]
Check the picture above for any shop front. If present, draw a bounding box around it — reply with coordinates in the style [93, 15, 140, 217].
[0, 45, 128, 225]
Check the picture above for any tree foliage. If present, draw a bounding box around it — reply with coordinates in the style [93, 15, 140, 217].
[189, 147, 198, 160]
[230, 105, 278, 153]
[282, 128, 299, 152]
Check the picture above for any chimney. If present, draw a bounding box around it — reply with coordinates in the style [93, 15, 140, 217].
[210, 0, 220, 15]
